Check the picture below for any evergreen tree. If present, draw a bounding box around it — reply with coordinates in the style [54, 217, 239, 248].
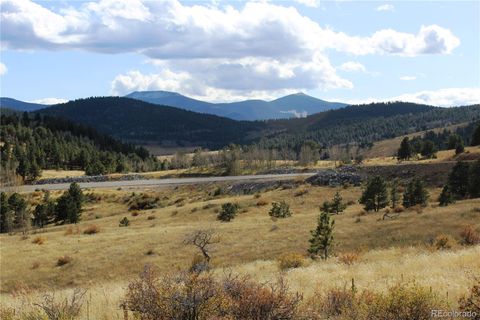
[438, 185, 455, 206]
[468, 160, 480, 198]
[308, 210, 335, 260]
[33, 204, 48, 228]
[397, 137, 412, 160]
[0, 192, 14, 233]
[33, 192, 55, 227]
[455, 140, 465, 155]
[359, 176, 389, 212]
[448, 161, 471, 199]
[447, 134, 462, 150]
[421, 140, 437, 159]
[55, 183, 84, 224]
[329, 191, 347, 215]
[471, 123, 480, 146]
[217, 203, 239, 222]
[402, 178, 429, 208]
[269, 201, 292, 218]
[7, 193, 29, 232]
[390, 179, 400, 209]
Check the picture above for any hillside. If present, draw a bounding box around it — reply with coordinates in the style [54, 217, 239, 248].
[37, 98, 480, 152]
[37, 97, 266, 149]
[0, 111, 158, 182]
[125, 90, 346, 120]
[0, 97, 47, 112]
[259, 102, 480, 150]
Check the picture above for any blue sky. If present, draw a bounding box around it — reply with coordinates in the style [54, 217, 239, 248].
[0, 0, 479, 106]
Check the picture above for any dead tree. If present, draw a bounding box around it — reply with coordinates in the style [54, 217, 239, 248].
[184, 229, 220, 263]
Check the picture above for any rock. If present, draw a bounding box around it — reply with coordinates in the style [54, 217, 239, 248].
[306, 166, 362, 187]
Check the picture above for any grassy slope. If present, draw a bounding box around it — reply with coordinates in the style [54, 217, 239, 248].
[1, 183, 479, 291]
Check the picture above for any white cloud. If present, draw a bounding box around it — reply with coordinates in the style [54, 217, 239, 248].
[339, 61, 366, 72]
[30, 98, 68, 105]
[110, 69, 320, 102]
[0, 63, 7, 75]
[376, 4, 394, 12]
[293, 0, 320, 8]
[0, 0, 462, 100]
[334, 87, 480, 107]
[400, 76, 416, 81]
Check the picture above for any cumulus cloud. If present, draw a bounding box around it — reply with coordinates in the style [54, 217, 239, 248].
[376, 4, 394, 12]
[0, 63, 7, 75]
[339, 61, 366, 72]
[400, 76, 416, 81]
[111, 69, 316, 102]
[30, 98, 68, 105]
[335, 88, 480, 107]
[293, 0, 320, 8]
[0, 0, 462, 100]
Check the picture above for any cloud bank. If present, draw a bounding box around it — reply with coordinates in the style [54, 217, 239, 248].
[0, 0, 462, 100]
[337, 87, 480, 107]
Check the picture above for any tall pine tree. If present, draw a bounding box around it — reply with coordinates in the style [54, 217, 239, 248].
[308, 210, 335, 260]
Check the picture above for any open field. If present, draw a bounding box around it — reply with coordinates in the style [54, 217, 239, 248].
[1, 177, 480, 317]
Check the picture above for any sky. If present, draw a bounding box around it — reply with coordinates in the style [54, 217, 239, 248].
[0, 0, 479, 106]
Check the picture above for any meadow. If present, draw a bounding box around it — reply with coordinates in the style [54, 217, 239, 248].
[1, 175, 479, 318]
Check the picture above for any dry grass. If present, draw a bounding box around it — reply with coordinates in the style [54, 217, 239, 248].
[1, 184, 479, 292]
[1, 181, 480, 319]
[40, 170, 85, 179]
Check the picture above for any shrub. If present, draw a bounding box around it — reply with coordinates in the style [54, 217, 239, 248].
[119, 217, 130, 227]
[306, 281, 447, 320]
[393, 206, 405, 213]
[434, 234, 455, 250]
[35, 289, 86, 320]
[31, 261, 40, 270]
[338, 252, 359, 265]
[32, 236, 46, 245]
[83, 224, 99, 235]
[124, 266, 222, 319]
[124, 266, 302, 319]
[366, 282, 445, 320]
[256, 199, 269, 206]
[128, 193, 159, 211]
[460, 225, 480, 246]
[56, 255, 73, 266]
[458, 277, 480, 316]
[217, 203, 239, 222]
[294, 189, 308, 197]
[132, 210, 142, 217]
[147, 215, 156, 220]
[277, 252, 305, 270]
[64, 225, 81, 235]
[269, 201, 292, 218]
[222, 275, 302, 319]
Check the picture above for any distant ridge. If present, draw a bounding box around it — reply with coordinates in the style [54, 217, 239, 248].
[125, 90, 347, 120]
[0, 97, 47, 112]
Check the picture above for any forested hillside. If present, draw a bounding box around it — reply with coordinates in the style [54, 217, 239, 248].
[0, 111, 160, 182]
[35, 97, 480, 153]
[38, 97, 265, 148]
[259, 103, 480, 150]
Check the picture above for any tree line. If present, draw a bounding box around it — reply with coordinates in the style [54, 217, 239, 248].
[0, 111, 161, 182]
[0, 183, 84, 234]
[397, 122, 480, 160]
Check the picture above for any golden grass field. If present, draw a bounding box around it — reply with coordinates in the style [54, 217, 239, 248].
[1, 177, 479, 318]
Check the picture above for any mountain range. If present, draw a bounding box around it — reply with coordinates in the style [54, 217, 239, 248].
[0, 91, 346, 121]
[28, 96, 480, 151]
[0, 97, 47, 112]
[125, 91, 347, 120]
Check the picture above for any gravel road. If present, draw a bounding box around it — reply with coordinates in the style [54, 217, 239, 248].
[12, 173, 316, 192]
